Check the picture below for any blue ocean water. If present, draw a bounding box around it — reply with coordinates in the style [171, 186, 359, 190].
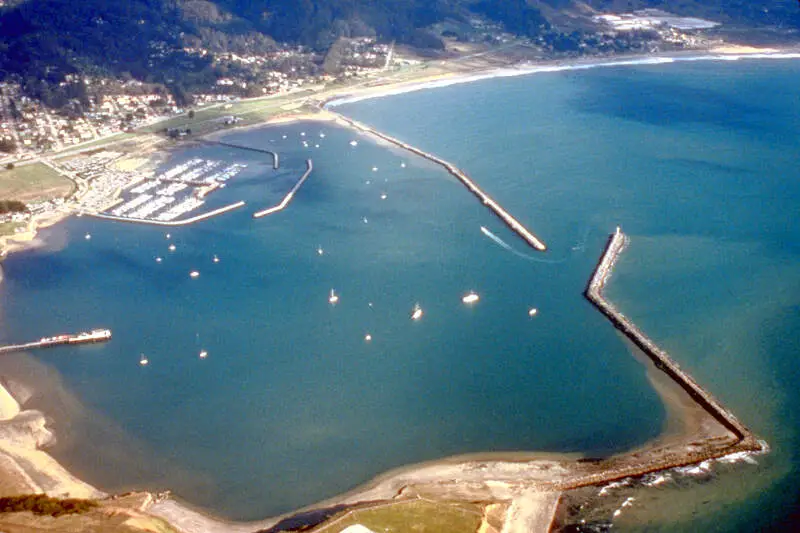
[1, 58, 799, 530]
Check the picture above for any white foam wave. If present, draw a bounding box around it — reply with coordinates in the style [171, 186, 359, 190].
[325, 53, 799, 108]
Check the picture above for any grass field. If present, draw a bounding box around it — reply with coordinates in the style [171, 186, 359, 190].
[313, 500, 483, 533]
[0, 163, 74, 202]
[0, 222, 24, 237]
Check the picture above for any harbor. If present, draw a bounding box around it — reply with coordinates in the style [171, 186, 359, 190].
[0, 329, 112, 355]
[253, 160, 313, 218]
[330, 112, 548, 251]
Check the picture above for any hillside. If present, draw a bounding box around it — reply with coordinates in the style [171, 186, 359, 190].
[0, 0, 797, 104]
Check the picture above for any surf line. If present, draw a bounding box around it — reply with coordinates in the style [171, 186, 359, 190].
[331, 112, 547, 252]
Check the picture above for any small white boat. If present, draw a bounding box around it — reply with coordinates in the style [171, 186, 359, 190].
[84, 233, 91, 240]
[462, 291, 480, 304]
[380, 193, 387, 200]
[362, 217, 368, 224]
[528, 308, 538, 317]
[213, 255, 220, 263]
[319, 133, 326, 138]
[401, 162, 406, 168]
[139, 354, 149, 366]
[411, 304, 424, 321]
[349, 140, 358, 147]
[190, 271, 200, 278]
[364, 333, 372, 342]
[329, 289, 339, 305]
[199, 349, 208, 359]
[155, 257, 163, 263]
[166, 233, 171, 239]
[168, 244, 176, 252]
[372, 166, 378, 172]
[317, 247, 324, 256]
[282, 135, 287, 139]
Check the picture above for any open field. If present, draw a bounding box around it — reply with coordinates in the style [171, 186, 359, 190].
[312, 500, 484, 533]
[0, 222, 24, 238]
[0, 163, 74, 202]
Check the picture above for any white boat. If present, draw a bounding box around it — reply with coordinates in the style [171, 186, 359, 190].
[139, 354, 149, 366]
[199, 349, 208, 359]
[401, 162, 406, 168]
[364, 333, 372, 342]
[190, 271, 200, 278]
[372, 166, 378, 172]
[213, 255, 220, 263]
[84, 233, 91, 240]
[380, 193, 387, 200]
[462, 291, 480, 304]
[317, 247, 324, 256]
[155, 257, 163, 263]
[411, 304, 424, 321]
[168, 244, 176, 252]
[528, 308, 538, 317]
[349, 140, 358, 147]
[329, 289, 339, 305]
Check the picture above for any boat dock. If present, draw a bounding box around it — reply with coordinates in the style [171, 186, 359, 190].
[87, 201, 246, 227]
[0, 329, 112, 355]
[202, 140, 279, 169]
[333, 113, 547, 252]
[253, 160, 313, 218]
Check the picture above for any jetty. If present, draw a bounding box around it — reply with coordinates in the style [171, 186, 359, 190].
[201, 140, 279, 169]
[332, 113, 547, 251]
[0, 329, 111, 355]
[585, 228, 758, 446]
[253, 160, 313, 218]
[86, 201, 246, 227]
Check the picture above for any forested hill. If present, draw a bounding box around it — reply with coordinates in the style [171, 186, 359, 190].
[0, 0, 798, 101]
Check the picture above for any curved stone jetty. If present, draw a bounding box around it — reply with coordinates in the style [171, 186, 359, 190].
[201, 140, 279, 169]
[332, 113, 547, 251]
[253, 160, 313, 218]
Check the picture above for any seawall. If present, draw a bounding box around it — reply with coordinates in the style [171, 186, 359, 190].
[331, 113, 547, 252]
[253, 160, 313, 218]
[585, 228, 761, 450]
[201, 140, 279, 169]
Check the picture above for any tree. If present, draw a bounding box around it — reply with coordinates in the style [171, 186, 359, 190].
[188, 109, 196, 119]
[5, 163, 14, 170]
[0, 138, 16, 153]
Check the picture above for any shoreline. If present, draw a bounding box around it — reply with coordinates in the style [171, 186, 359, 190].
[0, 44, 791, 531]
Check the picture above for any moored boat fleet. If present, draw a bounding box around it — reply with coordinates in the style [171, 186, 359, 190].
[105, 158, 248, 222]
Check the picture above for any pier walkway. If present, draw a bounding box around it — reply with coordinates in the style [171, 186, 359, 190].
[332, 113, 547, 251]
[201, 140, 279, 169]
[0, 329, 111, 355]
[86, 201, 246, 227]
[253, 160, 313, 218]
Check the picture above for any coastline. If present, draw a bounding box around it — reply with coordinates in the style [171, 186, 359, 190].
[0, 45, 792, 531]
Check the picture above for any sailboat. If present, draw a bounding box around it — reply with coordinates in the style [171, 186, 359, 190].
[329, 289, 339, 305]
[139, 354, 149, 366]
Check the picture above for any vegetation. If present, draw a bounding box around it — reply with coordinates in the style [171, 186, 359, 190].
[0, 200, 26, 214]
[0, 162, 74, 202]
[312, 500, 483, 533]
[0, 494, 98, 517]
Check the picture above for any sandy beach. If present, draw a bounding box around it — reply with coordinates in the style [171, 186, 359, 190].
[0, 43, 791, 531]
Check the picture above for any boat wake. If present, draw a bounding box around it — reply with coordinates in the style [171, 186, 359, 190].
[479, 226, 566, 263]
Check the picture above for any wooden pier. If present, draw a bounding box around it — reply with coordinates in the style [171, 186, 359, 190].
[332, 113, 547, 251]
[253, 160, 313, 218]
[0, 329, 112, 355]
